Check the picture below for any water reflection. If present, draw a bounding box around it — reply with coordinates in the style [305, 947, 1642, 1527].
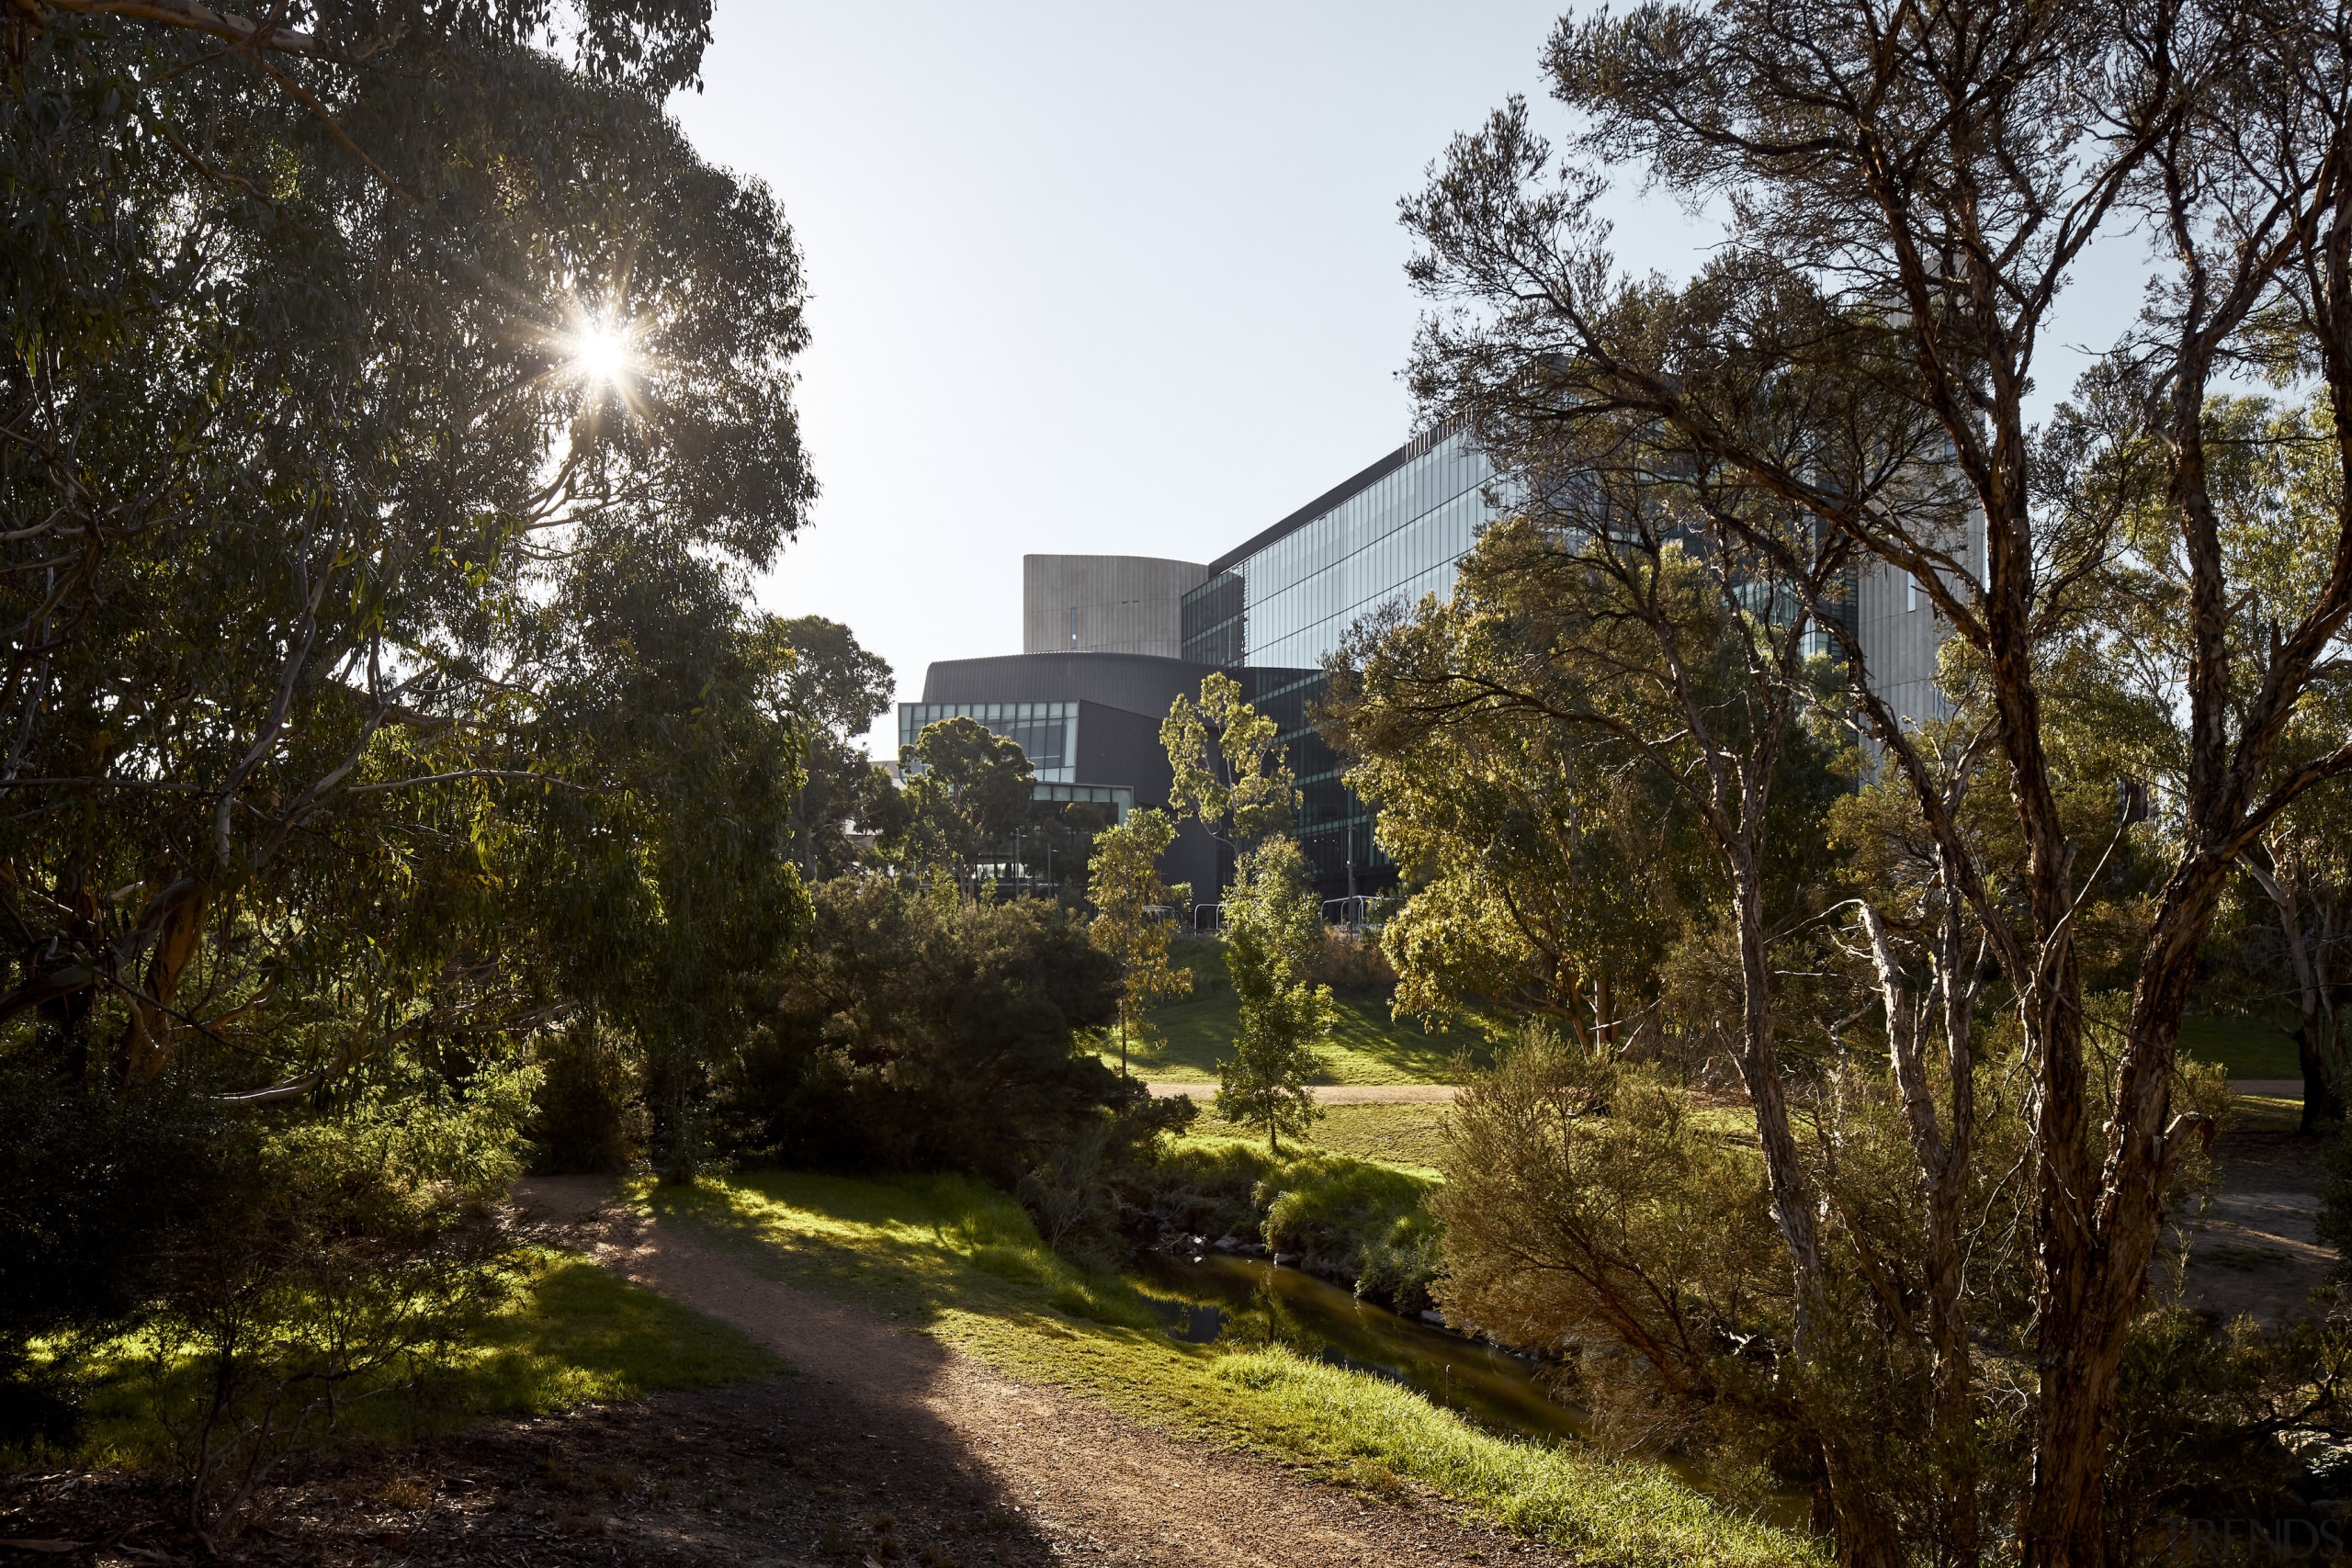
[1131, 1251, 1588, 1443]
[1130, 1249, 1809, 1532]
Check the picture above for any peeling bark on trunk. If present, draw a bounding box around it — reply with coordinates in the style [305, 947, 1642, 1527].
[1859, 889, 1983, 1568]
[117, 878, 207, 1085]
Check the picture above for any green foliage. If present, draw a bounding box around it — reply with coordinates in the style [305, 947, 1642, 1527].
[73, 1250, 778, 1469]
[1259, 1156, 1442, 1314]
[1137, 1136, 1440, 1310]
[528, 1022, 645, 1176]
[2320, 1122, 2352, 1284]
[1088, 807, 1193, 1076]
[1137, 1137, 1288, 1240]
[0, 3, 811, 1508]
[0, 1066, 232, 1451]
[1433, 1028, 1787, 1436]
[721, 877, 1187, 1188]
[503, 541, 813, 1181]
[771, 616, 899, 882]
[1161, 673, 1297, 847]
[892, 716, 1036, 896]
[1329, 525, 1845, 1045]
[1214, 839, 1336, 1150]
[133, 1061, 539, 1536]
[2101, 1308, 2345, 1566]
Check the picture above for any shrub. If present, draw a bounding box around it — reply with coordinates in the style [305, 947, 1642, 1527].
[1136, 1138, 1442, 1311]
[1140, 1139, 1282, 1239]
[1354, 1211, 1445, 1316]
[530, 1022, 645, 1175]
[1309, 929, 1397, 996]
[0, 1063, 232, 1456]
[148, 1063, 540, 1543]
[1259, 1155, 1440, 1312]
[721, 878, 1147, 1179]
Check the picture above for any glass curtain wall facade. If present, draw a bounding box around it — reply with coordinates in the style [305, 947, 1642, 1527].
[1181, 428, 1492, 671]
[1179, 425, 1498, 899]
[898, 701, 1076, 783]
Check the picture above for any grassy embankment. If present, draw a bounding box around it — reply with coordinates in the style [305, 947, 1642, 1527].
[2180, 1013, 2303, 1080]
[1186, 1009, 2297, 1168]
[645, 1169, 1816, 1568]
[1098, 937, 1490, 1087]
[2180, 1012, 2309, 1131]
[69, 1249, 779, 1468]
[1294, 1101, 1453, 1173]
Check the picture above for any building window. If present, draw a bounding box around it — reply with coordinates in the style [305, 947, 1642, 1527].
[898, 701, 1077, 782]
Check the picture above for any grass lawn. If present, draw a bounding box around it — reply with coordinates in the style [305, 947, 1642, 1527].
[1284, 1101, 1453, 1175]
[2179, 1013, 2304, 1080]
[1096, 938, 1491, 1086]
[642, 1170, 1815, 1568]
[72, 1247, 779, 1469]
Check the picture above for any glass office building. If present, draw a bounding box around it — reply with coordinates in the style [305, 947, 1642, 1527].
[904, 423, 1505, 904]
[909, 413, 1951, 907]
[1181, 426, 1492, 671]
[897, 697, 1137, 822]
[1176, 423, 1497, 899]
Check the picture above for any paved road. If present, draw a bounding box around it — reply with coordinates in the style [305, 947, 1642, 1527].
[1142, 1081, 1458, 1104]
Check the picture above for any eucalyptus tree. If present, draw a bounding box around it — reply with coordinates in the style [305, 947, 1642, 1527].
[894, 717, 1035, 898]
[1327, 596, 1715, 1048]
[1330, 479, 1878, 1540]
[2, 0, 809, 1072]
[1162, 672, 1297, 851]
[1401, 0, 2352, 1554]
[775, 615, 897, 881]
[2051, 392, 2352, 1132]
[0, 0, 816, 1447]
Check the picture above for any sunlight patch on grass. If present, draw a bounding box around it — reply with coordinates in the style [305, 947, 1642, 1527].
[1212, 1346, 1801, 1567]
[453, 1250, 782, 1407]
[71, 1247, 778, 1468]
[1291, 1102, 1451, 1175]
[1097, 993, 1488, 1086]
[648, 1170, 1815, 1568]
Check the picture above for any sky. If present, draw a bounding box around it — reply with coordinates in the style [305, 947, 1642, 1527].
[663, 3, 1705, 755]
[665, 5, 2147, 758]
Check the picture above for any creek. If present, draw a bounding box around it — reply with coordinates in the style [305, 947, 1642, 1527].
[1131, 1250, 1587, 1442]
[1129, 1249, 1809, 1531]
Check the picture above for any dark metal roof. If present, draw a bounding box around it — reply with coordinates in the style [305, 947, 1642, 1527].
[1204, 420, 1462, 577]
[916, 652, 1321, 719]
[917, 652, 1221, 718]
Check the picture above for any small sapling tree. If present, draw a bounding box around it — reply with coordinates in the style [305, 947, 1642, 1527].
[1160, 677, 1326, 1145]
[1088, 807, 1193, 1077]
[1216, 837, 1335, 1152]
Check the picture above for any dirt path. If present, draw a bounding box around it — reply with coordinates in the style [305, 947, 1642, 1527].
[2181, 1125, 2336, 1327]
[1143, 1082, 1458, 1104]
[515, 1176, 1567, 1568]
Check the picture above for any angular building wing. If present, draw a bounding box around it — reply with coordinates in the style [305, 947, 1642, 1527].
[900, 423, 1951, 906]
